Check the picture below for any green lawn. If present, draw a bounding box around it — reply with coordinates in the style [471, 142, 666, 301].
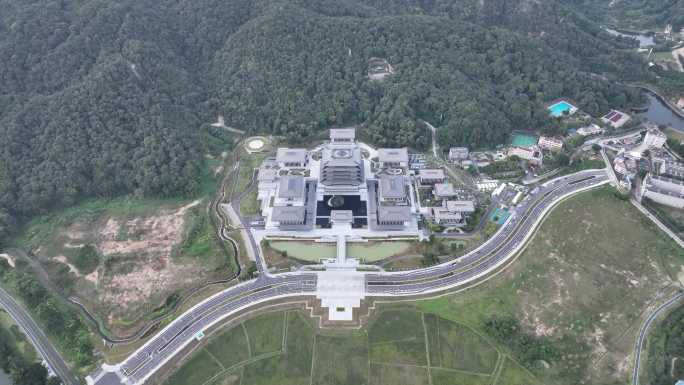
[494, 358, 539, 385]
[424, 313, 498, 374]
[417, 186, 684, 385]
[369, 310, 427, 366]
[239, 190, 260, 216]
[267, 240, 414, 262]
[431, 370, 491, 385]
[165, 308, 503, 385]
[167, 350, 224, 385]
[235, 152, 267, 197]
[312, 333, 370, 385]
[243, 312, 285, 356]
[165, 187, 684, 385]
[205, 326, 250, 369]
[370, 363, 429, 385]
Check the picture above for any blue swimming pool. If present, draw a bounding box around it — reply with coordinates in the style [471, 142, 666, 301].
[548, 101, 575, 117]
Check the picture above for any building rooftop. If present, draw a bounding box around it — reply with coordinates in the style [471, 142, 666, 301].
[378, 148, 409, 164]
[418, 169, 446, 179]
[276, 148, 308, 165]
[257, 168, 277, 182]
[277, 176, 306, 199]
[651, 174, 684, 186]
[449, 147, 469, 159]
[378, 175, 406, 199]
[434, 183, 456, 197]
[320, 143, 364, 186]
[330, 128, 356, 141]
[445, 200, 475, 213]
[539, 136, 563, 145]
[271, 206, 306, 223]
[330, 210, 354, 223]
[377, 205, 411, 223]
[433, 207, 463, 222]
[645, 184, 684, 199]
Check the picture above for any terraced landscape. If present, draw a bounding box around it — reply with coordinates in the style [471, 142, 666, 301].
[163, 310, 532, 385]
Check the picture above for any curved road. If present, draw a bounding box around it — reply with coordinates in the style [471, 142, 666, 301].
[632, 290, 684, 385]
[85, 168, 612, 385]
[0, 286, 79, 385]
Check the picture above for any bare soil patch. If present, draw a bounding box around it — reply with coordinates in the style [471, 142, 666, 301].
[26, 199, 230, 335]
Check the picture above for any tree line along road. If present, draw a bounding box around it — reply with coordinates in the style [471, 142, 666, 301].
[0, 286, 79, 385]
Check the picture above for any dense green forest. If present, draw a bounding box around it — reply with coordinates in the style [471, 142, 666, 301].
[647, 304, 684, 385]
[0, 0, 658, 245]
[563, 0, 684, 31]
[0, 319, 60, 385]
[0, 258, 94, 374]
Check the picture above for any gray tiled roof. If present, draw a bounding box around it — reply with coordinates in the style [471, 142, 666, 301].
[378, 148, 408, 164]
[377, 205, 411, 223]
[418, 169, 446, 179]
[330, 128, 356, 141]
[445, 200, 475, 213]
[378, 175, 406, 199]
[276, 148, 307, 164]
[272, 206, 306, 223]
[278, 176, 306, 199]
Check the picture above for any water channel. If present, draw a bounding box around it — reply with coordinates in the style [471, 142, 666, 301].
[605, 28, 656, 47]
[640, 93, 684, 132]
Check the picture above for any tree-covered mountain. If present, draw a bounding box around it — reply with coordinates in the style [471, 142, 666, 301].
[0, 0, 654, 242]
[562, 0, 684, 31]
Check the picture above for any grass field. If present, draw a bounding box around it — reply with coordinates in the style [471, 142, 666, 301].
[235, 151, 267, 198]
[239, 190, 260, 216]
[165, 308, 524, 385]
[416, 186, 684, 385]
[166, 186, 683, 385]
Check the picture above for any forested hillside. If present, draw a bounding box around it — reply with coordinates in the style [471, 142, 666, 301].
[0, 0, 653, 243]
[563, 0, 684, 30]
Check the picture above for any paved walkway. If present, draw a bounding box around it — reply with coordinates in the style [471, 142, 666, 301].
[315, 271, 365, 321]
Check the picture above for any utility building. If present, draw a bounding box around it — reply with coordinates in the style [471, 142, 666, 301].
[378, 148, 409, 169]
[276, 148, 308, 168]
[418, 169, 446, 184]
[329, 128, 356, 143]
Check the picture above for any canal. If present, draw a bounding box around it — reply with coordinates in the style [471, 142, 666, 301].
[605, 28, 655, 47]
[640, 93, 684, 132]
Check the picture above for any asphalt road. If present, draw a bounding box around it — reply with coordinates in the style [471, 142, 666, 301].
[632, 290, 684, 385]
[85, 169, 610, 385]
[0, 286, 79, 385]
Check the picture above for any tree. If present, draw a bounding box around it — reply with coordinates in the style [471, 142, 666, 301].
[556, 153, 570, 166]
[73, 245, 100, 275]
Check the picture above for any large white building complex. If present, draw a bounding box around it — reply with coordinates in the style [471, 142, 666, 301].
[256, 128, 422, 233]
[254, 127, 481, 240]
[643, 158, 684, 208]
